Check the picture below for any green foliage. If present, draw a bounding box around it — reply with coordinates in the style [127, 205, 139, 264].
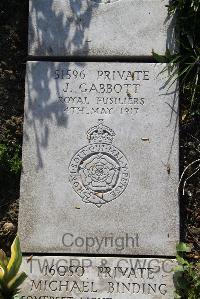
[0, 143, 21, 175]
[0, 236, 27, 299]
[174, 243, 200, 299]
[167, 1, 200, 22]
[152, 0, 200, 117]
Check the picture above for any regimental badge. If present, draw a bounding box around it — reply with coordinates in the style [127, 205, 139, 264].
[69, 119, 130, 207]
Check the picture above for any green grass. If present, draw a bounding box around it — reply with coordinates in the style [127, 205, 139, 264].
[153, 0, 200, 118]
[174, 243, 200, 299]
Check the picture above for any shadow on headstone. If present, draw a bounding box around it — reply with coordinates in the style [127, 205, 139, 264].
[25, 0, 100, 168]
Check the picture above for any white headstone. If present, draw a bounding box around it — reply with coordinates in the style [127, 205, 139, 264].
[18, 61, 179, 255]
[28, 0, 175, 57]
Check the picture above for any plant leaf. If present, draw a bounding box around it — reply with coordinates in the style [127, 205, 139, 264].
[174, 265, 185, 273]
[7, 236, 22, 282]
[0, 250, 7, 262]
[0, 250, 9, 267]
[7, 272, 27, 293]
[176, 254, 189, 266]
[0, 257, 7, 281]
[174, 291, 181, 299]
[152, 50, 168, 63]
[176, 242, 192, 253]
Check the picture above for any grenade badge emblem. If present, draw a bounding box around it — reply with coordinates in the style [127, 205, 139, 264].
[69, 119, 129, 207]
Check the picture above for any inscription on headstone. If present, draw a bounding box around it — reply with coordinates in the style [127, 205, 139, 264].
[19, 256, 176, 299]
[18, 62, 179, 255]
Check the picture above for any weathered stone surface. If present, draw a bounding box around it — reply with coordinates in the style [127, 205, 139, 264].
[19, 256, 176, 299]
[28, 0, 175, 57]
[18, 62, 179, 255]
